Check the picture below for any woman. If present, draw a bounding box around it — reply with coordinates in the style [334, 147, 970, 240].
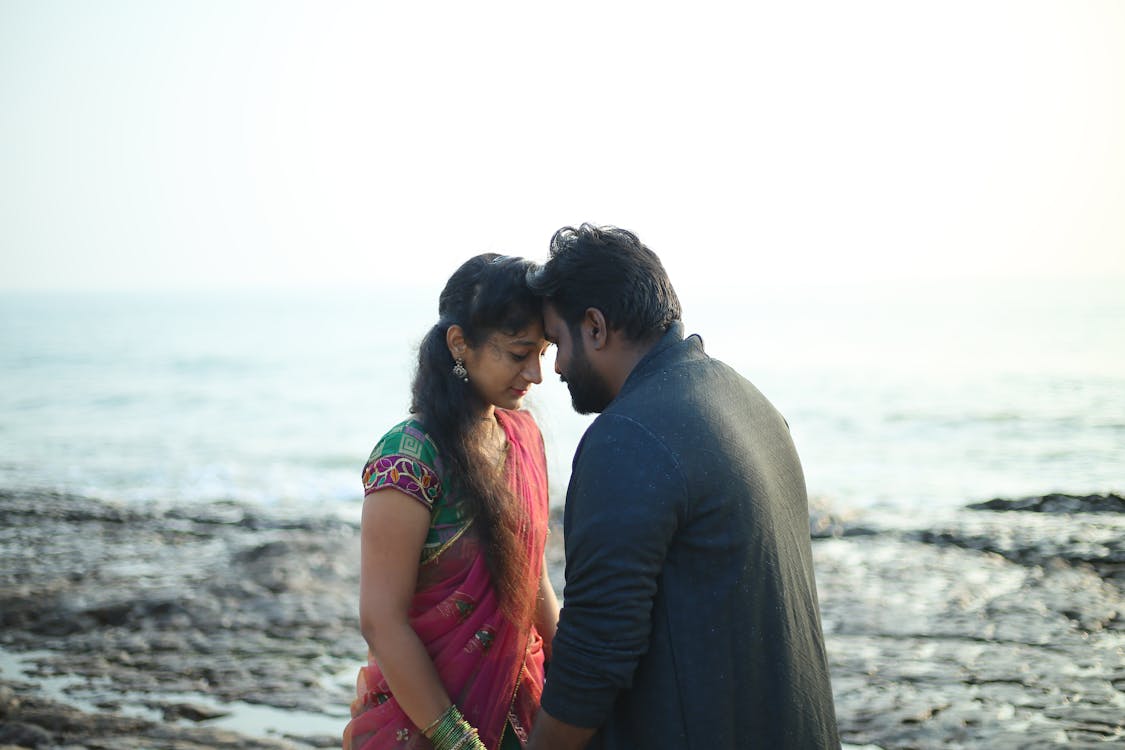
[343, 254, 559, 750]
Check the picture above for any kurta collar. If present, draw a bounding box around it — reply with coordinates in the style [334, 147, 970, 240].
[616, 321, 699, 400]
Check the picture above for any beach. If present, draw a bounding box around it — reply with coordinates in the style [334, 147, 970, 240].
[4, 1, 1125, 746]
[2, 489, 1121, 749]
[0, 286, 1121, 748]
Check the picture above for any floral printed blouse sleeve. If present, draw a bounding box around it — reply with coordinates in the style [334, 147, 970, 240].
[361, 420, 443, 511]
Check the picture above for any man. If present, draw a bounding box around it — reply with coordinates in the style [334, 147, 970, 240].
[525, 224, 839, 749]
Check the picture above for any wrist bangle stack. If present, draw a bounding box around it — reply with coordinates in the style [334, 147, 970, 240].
[424, 704, 486, 750]
[421, 710, 446, 737]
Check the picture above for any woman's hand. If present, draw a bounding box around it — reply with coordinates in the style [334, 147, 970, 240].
[534, 558, 561, 661]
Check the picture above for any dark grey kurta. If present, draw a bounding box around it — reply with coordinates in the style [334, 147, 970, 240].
[542, 323, 839, 749]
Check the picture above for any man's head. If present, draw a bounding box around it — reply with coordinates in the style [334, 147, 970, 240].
[528, 224, 681, 414]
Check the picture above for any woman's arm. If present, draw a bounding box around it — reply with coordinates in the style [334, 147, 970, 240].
[534, 559, 560, 661]
[359, 488, 450, 731]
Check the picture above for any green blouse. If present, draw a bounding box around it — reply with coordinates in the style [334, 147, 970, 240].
[361, 418, 474, 563]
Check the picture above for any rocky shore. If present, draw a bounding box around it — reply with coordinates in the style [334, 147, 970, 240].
[1, 490, 1122, 749]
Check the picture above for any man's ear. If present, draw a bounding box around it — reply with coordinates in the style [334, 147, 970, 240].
[583, 308, 609, 351]
[446, 324, 467, 359]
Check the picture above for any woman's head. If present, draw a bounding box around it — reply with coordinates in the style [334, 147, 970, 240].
[438, 254, 548, 412]
[438, 254, 541, 347]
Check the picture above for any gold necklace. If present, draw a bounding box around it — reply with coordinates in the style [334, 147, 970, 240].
[480, 416, 507, 466]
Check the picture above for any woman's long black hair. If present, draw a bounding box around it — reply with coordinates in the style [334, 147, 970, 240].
[411, 254, 541, 617]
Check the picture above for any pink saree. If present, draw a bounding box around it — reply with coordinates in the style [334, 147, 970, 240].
[344, 408, 550, 750]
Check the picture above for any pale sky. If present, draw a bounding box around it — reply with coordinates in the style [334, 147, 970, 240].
[2, 0, 1123, 291]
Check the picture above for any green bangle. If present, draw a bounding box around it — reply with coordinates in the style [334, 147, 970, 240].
[421, 707, 448, 738]
[424, 704, 485, 750]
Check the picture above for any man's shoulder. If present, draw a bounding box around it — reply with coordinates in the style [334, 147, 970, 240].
[611, 349, 727, 418]
[575, 408, 680, 471]
[637, 344, 764, 404]
[583, 408, 655, 443]
[569, 409, 688, 510]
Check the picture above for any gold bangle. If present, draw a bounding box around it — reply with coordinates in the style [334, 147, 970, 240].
[421, 706, 450, 738]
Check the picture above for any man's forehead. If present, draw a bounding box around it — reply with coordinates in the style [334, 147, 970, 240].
[541, 306, 563, 339]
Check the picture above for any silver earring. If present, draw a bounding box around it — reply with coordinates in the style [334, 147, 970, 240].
[452, 358, 469, 382]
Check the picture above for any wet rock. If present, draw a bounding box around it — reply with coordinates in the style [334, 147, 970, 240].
[911, 499, 1125, 594]
[808, 500, 880, 539]
[4, 490, 1124, 749]
[0, 683, 308, 749]
[0, 684, 19, 718]
[152, 701, 232, 722]
[817, 504, 1125, 747]
[1, 491, 359, 747]
[0, 720, 51, 748]
[968, 492, 1125, 514]
[281, 734, 341, 748]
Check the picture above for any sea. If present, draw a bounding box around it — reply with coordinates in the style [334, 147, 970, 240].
[1, 278, 1122, 523]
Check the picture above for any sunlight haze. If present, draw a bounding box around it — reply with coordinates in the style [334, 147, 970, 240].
[2, 0, 1123, 290]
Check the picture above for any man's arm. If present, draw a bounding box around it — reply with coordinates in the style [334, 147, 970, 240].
[536, 416, 685, 737]
[527, 707, 596, 750]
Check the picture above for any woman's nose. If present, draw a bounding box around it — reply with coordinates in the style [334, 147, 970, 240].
[525, 356, 543, 384]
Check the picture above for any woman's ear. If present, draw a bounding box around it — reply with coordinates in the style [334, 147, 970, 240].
[584, 308, 609, 351]
[446, 325, 467, 360]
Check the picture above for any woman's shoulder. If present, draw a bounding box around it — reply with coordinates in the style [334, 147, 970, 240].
[362, 418, 444, 508]
[367, 417, 440, 466]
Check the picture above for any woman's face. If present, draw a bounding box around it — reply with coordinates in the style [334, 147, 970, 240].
[463, 321, 550, 411]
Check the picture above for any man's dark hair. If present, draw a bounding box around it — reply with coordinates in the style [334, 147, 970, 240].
[527, 223, 681, 343]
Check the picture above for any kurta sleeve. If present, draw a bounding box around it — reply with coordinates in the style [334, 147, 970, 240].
[541, 413, 686, 729]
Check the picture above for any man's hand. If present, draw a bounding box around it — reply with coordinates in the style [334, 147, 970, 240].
[527, 707, 597, 750]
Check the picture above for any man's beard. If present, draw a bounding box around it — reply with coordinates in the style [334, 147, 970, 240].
[561, 338, 615, 415]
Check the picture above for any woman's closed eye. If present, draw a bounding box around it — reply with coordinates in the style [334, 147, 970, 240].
[511, 344, 551, 362]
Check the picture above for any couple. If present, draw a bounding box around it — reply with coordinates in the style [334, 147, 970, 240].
[343, 225, 840, 750]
